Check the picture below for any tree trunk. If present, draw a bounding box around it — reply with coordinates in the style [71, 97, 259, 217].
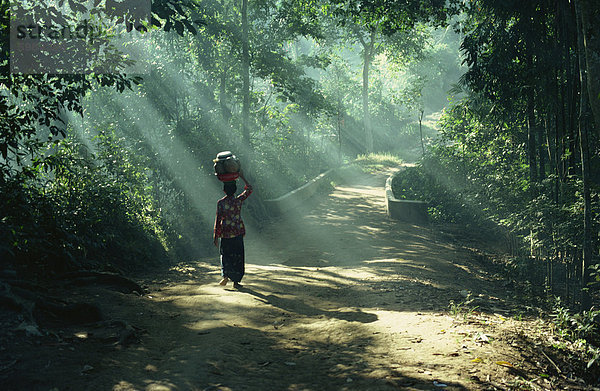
[527, 87, 538, 185]
[220, 70, 231, 123]
[362, 45, 373, 153]
[576, 0, 593, 310]
[338, 98, 343, 164]
[241, 0, 250, 146]
[419, 109, 425, 155]
[562, 0, 579, 176]
[538, 124, 546, 181]
[361, 28, 377, 153]
[557, 0, 569, 182]
[577, 0, 600, 133]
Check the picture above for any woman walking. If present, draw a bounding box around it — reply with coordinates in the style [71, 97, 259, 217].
[213, 173, 252, 289]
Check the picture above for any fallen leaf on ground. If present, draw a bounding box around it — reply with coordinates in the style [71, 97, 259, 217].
[474, 332, 490, 343]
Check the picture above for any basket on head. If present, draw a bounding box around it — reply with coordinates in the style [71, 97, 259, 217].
[217, 172, 239, 182]
[214, 151, 234, 162]
[224, 158, 240, 173]
[214, 151, 241, 181]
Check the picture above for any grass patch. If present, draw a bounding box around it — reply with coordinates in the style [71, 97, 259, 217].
[353, 153, 403, 172]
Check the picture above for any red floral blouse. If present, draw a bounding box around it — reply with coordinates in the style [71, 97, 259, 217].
[214, 185, 253, 239]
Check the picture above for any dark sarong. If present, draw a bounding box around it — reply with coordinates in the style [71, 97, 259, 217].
[220, 235, 245, 283]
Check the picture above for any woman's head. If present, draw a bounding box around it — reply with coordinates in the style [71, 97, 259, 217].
[223, 181, 237, 196]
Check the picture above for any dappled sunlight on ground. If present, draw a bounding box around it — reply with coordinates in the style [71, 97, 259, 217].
[5, 168, 535, 391]
[102, 168, 514, 390]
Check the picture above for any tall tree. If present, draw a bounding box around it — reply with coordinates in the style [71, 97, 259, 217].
[0, 0, 201, 171]
[575, 0, 594, 310]
[577, 0, 600, 133]
[436, 0, 599, 305]
[330, 0, 451, 152]
[241, 0, 250, 145]
[189, 0, 329, 147]
[360, 25, 377, 152]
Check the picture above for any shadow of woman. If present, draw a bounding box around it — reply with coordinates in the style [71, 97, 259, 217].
[238, 287, 378, 324]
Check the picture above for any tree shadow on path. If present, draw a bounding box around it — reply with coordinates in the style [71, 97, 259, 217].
[238, 286, 379, 324]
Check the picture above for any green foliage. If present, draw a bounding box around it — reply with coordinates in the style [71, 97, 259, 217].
[551, 297, 600, 369]
[589, 264, 600, 290]
[0, 0, 198, 169]
[354, 152, 402, 171]
[0, 131, 167, 276]
[396, 83, 599, 266]
[0, 0, 204, 273]
[329, 0, 454, 35]
[1, 0, 465, 277]
[391, 157, 494, 227]
[448, 292, 479, 320]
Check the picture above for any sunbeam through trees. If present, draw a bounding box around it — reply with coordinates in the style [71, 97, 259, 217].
[1, 0, 600, 390]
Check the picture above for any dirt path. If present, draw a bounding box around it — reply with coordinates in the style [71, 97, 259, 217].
[2, 169, 562, 390]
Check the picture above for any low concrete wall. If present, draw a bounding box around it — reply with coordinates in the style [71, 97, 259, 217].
[264, 168, 337, 215]
[385, 176, 428, 224]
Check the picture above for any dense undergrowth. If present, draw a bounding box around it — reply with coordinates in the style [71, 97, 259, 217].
[551, 298, 600, 374]
[0, 123, 336, 279]
[391, 97, 600, 382]
[354, 152, 404, 173]
[0, 132, 169, 278]
[392, 101, 600, 308]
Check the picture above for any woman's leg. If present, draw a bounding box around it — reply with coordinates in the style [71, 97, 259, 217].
[220, 236, 245, 283]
